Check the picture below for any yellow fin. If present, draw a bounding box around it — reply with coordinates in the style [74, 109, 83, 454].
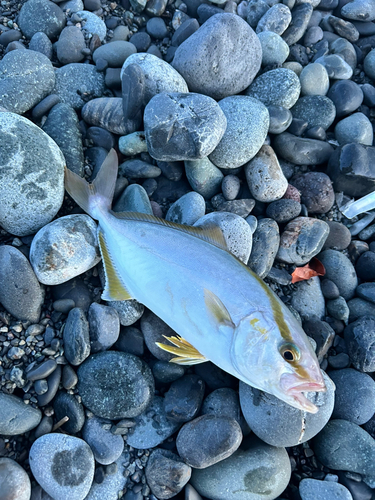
[204, 289, 234, 330]
[156, 335, 208, 365]
[111, 211, 228, 251]
[98, 230, 134, 301]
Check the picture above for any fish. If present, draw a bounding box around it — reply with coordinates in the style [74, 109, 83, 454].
[65, 149, 326, 413]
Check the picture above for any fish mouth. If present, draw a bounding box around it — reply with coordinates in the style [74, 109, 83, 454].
[280, 375, 327, 413]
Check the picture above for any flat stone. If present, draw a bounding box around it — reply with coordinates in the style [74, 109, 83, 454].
[93, 41, 136, 67]
[282, 2, 313, 45]
[245, 68, 301, 109]
[299, 478, 353, 500]
[0, 392, 42, 435]
[342, 0, 375, 22]
[273, 132, 334, 165]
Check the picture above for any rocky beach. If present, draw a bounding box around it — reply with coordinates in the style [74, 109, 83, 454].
[1, 0, 375, 498]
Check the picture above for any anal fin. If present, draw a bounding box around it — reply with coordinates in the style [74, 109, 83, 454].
[98, 230, 134, 301]
[156, 335, 208, 365]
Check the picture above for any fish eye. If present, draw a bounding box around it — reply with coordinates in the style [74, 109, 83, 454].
[279, 343, 300, 363]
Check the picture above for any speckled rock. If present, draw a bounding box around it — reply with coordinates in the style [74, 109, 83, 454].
[209, 96, 269, 169]
[77, 351, 154, 419]
[166, 191, 206, 225]
[106, 299, 144, 327]
[256, 3, 292, 35]
[291, 95, 336, 131]
[247, 218, 280, 278]
[0, 113, 65, 236]
[172, 13, 261, 100]
[0, 392, 42, 435]
[63, 307, 90, 366]
[290, 172, 335, 214]
[76, 10, 106, 40]
[29, 434, 95, 500]
[335, 112, 374, 146]
[239, 371, 334, 447]
[0, 458, 31, 500]
[83, 450, 128, 500]
[245, 145, 288, 202]
[299, 478, 353, 500]
[299, 63, 329, 96]
[291, 276, 326, 320]
[194, 212, 253, 264]
[18, 0, 66, 40]
[344, 316, 375, 372]
[30, 215, 100, 285]
[245, 68, 301, 109]
[0, 49, 55, 114]
[0, 245, 44, 324]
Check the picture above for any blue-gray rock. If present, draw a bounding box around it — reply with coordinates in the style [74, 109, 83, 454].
[113, 184, 152, 214]
[267, 105, 293, 134]
[0, 49, 55, 114]
[185, 158, 223, 199]
[121, 53, 188, 107]
[318, 249, 358, 300]
[53, 63, 105, 110]
[315, 54, 353, 79]
[177, 415, 242, 468]
[30, 215, 100, 285]
[257, 31, 289, 66]
[335, 112, 373, 146]
[327, 296, 350, 322]
[140, 309, 175, 361]
[348, 298, 375, 322]
[27, 360, 57, 382]
[127, 395, 180, 449]
[191, 435, 291, 500]
[0, 458, 31, 500]
[83, 450, 128, 500]
[0, 245, 44, 323]
[145, 449, 191, 500]
[194, 211, 253, 264]
[239, 371, 334, 447]
[291, 276, 326, 320]
[331, 37, 357, 70]
[291, 95, 336, 131]
[299, 63, 329, 96]
[172, 13, 261, 100]
[78, 351, 154, 419]
[313, 419, 375, 488]
[29, 434, 95, 500]
[201, 388, 241, 425]
[256, 3, 292, 35]
[42, 103, 84, 175]
[88, 303, 120, 353]
[82, 415, 124, 465]
[246, 68, 300, 109]
[18, 0, 65, 39]
[82, 98, 128, 135]
[144, 92, 227, 162]
[93, 41, 136, 67]
[342, 0, 375, 21]
[76, 10, 106, 40]
[299, 478, 353, 500]
[164, 374, 205, 423]
[277, 217, 329, 265]
[344, 315, 375, 372]
[86, 127, 115, 151]
[247, 218, 280, 278]
[37, 365, 62, 407]
[273, 132, 334, 165]
[32, 94, 60, 121]
[118, 132, 148, 157]
[209, 96, 269, 169]
[222, 175, 241, 201]
[114, 325, 144, 356]
[53, 391, 85, 434]
[245, 145, 288, 202]
[166, 191, 205, 225]
[29, 31, 53, 59]
[329, 368, 375, 425]
[327, 79, 364, 118]
[282, 2, 313, 45]
[56, 26, 85, 64]
[118, 159, 161, 179]
[63, 308, 91, 366]
[266, 199, 301, 223]
[290, 172, 334, 214]
[152, 360, 185, 383]
[62, 365, 78, 390]
[0, 392, 42, 435]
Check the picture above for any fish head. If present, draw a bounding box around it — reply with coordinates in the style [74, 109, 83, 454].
[230, 309, 326, 413]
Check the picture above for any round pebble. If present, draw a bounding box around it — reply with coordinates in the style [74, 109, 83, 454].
[53, 391, 85, 434]
[300, 63, 330, 96]
[290, 172, 334, 214]
[82, 415, 124, 465]
[299, 478, 353, 500]
[76, 10, 106, 40]
[335, 112, 373, 146]
[18, 0, 66, 39]
[291, 95, 336, 131]
[166, 191, 206, 225]
[0, 458, 31, 500]
[163, 374, 205, 423]
[327, 79, 364, 118]
[257, 31, 289, 65]
[93, 41, 136, 67]
[185, 158, 223, 199]
[318, 249, 358, 300]
[145, 449, 191, 499]
[245, 68, 301, 109]
[88, 303, 120, 352]
[291, 276, 326, 320]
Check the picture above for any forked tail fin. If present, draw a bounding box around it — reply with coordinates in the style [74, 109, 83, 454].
[64, 149, 118, 220]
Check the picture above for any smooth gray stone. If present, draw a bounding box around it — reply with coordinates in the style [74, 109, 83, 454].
[357, 283, 375, 304]
[0, 393, 42, 435]
[82, 98, 128, 135]
[140, 309, 175, 361]
[273, 132, 334, 165]
[247, 218, 280, 278]
[75, 10, 106, 40]
[299, 63, 329, 96]
[29, 434, 95, 500]
[56, 26, 85, 64]
[239, 371, 334, 447]
[82, 416, 124, 465]
[256, 3, 292, 35]
[347, 298, 375, 322]
[119, 159, 161, 178]
[0, 49, 55, 114]
[53, 63, 105, 110]
[18, 0, 65, 39]
[318, 249, 358, 300]
[145, 449, 191, 499]
[209, 96, 269, 169]
[144, 92, 227, 162]
[0, 246, 44, 323]
[42, 103, 84, 175]
[172, 13, 261, 100]
[0, 458, 31, 500]
[185, 158, 223, 199]
[329, 368, 375, 425]
[335, 112, 373, 146]
[277, 217, 330, 265]
[29, 31, 53, 59]
[344, 315, 375, 372]
[62, 364, 78, 390]
[247, 0, 269, 29]
[327, 79, 364, 117]
[314, 54, 353, 79]
[63, 307, 90, 366]
[88, 303, 120, 353]
[164, 374, 205, 423]
[342, 0, 375, 22]
[291, 95, 336, 130]
[93, 41, 136, 67]
[222, 175, 241, 201]
[326, 296, 349, 322]
[313, 419, 375, 488]
[290, 172, 334, 214]
[201, 388, 241, 425]
[267, 105, 293, 134]
[245, 68, 301, 109]
[266, 199, 301, 223]
[113, 184, 152, 214]
[53, 391, 85, 434]
[291, 275, 326, 320]
[191, 435, 291, 500]
[299, 478, 353, 500]
[32, 94, 60, 120]
[127, 396, 181, 449]
[330, 37, 357, 70]
[27, 359, 57, 381]
[37, 365, 62, 406]
[78, 351, 154, 419]
[282, 2, 313, 45]
[166, 191, 205, 225]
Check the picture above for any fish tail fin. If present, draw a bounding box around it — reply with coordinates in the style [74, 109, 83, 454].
[64, 149, 118, 220]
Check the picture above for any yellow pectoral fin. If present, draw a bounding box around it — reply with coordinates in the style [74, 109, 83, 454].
[204, 289, 235, 332]
[98, 230, 134, 301]
[156, 335, 208, 365]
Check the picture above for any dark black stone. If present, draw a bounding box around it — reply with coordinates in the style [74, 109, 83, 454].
[303, 318, 335, 362]
[146, 17, 168, 39]
[151, 360, 185, 384]
[197, 3, 224, 24]
[86, 127, 115, 151]
[287, 117, 308, 136]
[156, 160, 184, 182]
[327, 80, 364, 118]
[362, 83, 375, 107]
[290, 172, 334, 214]
[163, 374, 205, 422]
[145, 449, 191, 499]
[265, 199, 301, 224]
[121, 63, 145, 133]
[337, 471, 373, 500]
[321, 279, 340, 299]
[171, 18, 199, 47]
[282, 3, 313, 46]
[194, 362, 237, 391]
[37, 365, 62, 407]
[113, 326, 144, 357]
[86, 147, 109, 180]
[129, 32, 151, 52]
[273, 132, 334, 165]
[53, 391, 85, 434]
[356, 251, 375, 281]
[0, 29, 22, 47]
[63, 308, 90, 366]
[31, 94, 60, 121]
[288, 43, 310, 65]
[105, 68, 122, 90]
[323, 221, 352, 251]
[306, 126, 326, 141]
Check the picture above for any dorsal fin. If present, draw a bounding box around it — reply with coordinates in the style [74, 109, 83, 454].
[98, 230, 134, 301]
[111, 211, 228, 251]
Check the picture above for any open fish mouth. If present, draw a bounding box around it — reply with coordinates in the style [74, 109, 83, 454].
[287, 381, 327, 413]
